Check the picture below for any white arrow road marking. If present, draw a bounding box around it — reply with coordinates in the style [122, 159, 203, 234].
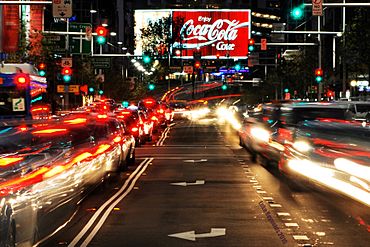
[170, 180, 205, 186]
[183, 159, 208, 163]
[168, 228, 226, 241]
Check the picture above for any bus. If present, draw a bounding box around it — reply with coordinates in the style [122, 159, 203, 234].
[0, 63, 49, 119]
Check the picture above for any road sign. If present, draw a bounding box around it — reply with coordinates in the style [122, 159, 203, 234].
[312, 0, 323, 16]
[69, 23, 92, 55]
[52, 0, 72, 18]
[44, 34, 65, 54]
[183, 66, 193, 74]
[261, 39, 267, 51]
[61, 58, 72, 67]
[91, 57, 111, 69]
[12, 98, 25, 111]
[57, 85, 66, 93]
[68, 85, 79, 93]
[248, 53, 260, 67]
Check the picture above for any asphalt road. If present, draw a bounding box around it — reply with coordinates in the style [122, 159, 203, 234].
[42, 115, 370, 247]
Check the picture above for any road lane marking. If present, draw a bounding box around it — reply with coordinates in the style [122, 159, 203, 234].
[168, 228, 226, 241]
[269, 204, 282, 208]
[292, 235, 309, 240]
[156, 126, 170, 146]
[262, 197, 274, 201]
[285, 223, 299, 227]
[80, 158, 154, 247]
[170, 180, 205, 186]
[68, 158, 153, 247]
[277, 212, 291, 216]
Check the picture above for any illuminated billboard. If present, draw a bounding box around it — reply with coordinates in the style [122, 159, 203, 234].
[134, 9, 251, 59]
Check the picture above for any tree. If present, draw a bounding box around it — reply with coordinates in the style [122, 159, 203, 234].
[340, 7, 370, 82]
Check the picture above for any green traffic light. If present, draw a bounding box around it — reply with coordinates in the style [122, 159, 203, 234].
[39, 70, 46, 76]
[148, 84, 155, 90]
[284, 88, 289, 93]
[96, 36, 106, 45]
[89, 87, 94, 93]
[316, 76, 323, 83]
[221, 84, 227, 90]
[143, 55, 151, 64]
[235, 64, 241, 71]
[248, 45, 255, 52]
[98, 90, 104, 95]
[63, 75, 71, 82]
[291, 6, 304, 20]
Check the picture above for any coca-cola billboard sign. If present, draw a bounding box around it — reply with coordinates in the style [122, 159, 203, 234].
[173, 10, 251, 58]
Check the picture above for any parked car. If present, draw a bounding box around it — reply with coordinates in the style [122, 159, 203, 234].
[279, 119, 370, 206]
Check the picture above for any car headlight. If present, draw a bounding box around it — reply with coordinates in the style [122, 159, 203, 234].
[250, 127, 270, 142]
[292, 140, 312, 152]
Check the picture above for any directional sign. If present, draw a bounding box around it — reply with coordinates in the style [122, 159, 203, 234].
[61, 58, 72, 67]
[12, 98, 25, 111]
[312, 0, 323, 16]
[57, 85, 66, 93]
[52, 0, 72, 18]
[168, 228, 226, 241]
[170, 180, 205, 187]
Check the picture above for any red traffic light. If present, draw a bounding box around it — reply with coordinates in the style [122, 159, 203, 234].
[216, 53, 220, 59]
[38, 63, 46, 70]
[315, 68, 323, 76]
[248, 38, 255, 45]
[194, 61, 201, 68]
[96, 26, 107, 36]
[14, 73, 30, 86]
[61, 67, 72, 75]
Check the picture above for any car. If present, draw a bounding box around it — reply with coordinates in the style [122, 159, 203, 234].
[279, 119, 370, 206]
[238, 101, 353, 166]
[115, 107, 153, 146]
[0, 115, 134, 246]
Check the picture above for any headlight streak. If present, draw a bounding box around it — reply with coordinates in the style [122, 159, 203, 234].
[292, 141, 312, 153]
[334, 158, 370, 182]
[250, 127, 270, 142]
[288, 159, 370, 207]
[216, 106, 242, 130]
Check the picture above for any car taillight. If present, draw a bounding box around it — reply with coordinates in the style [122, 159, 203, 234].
[113, 136, 122, 143]
[151, 116, 158, 121]
[131, 127, 139, 132]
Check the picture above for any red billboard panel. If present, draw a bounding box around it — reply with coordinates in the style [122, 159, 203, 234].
[30, 4, 44, 32]
[172, 10, 251, 58]
[2, 4, 20, 52]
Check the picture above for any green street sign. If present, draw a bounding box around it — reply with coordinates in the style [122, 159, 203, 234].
[69, 23, 92, 55]
[91, 57, 111, 69]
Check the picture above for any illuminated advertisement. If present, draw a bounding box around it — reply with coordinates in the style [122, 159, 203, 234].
[134, 9, 251, 59]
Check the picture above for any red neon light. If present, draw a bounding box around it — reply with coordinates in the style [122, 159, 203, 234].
[32, 128, 67, 134]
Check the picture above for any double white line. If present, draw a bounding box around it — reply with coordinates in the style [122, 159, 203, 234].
[68, 158, 153, 247]
[156, 126, 170, 146]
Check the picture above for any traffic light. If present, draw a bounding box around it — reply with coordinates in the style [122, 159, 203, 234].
[61, 67, 72, 82]
[284, 88, 289, 93]
[315, 68, 323, 83]
[248, 39, 255, 52]
[194, 61, 201, 69]
[291, 5, 304, 20]
[148, 83, 155, 90]
[216, 53, 220, 59]
[96, 26, 107, 45]
[38, 63, 46, 76]
[89, 87, 95, 93]
[98, 90, 104, 95]
[234, 64, 241, 71]
[143, 52, 151, 64]
[14, 73, 30, 87]
[221, 82, 228, 90]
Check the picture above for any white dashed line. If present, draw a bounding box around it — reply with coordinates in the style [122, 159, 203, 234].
[277, 212, 290, 217]
[253, 185, 262, 189]
[292, 235, 310, 241]
[269, 204, 282, 208]
[285, 223, 299, 227]
[250, 180, 258, 183]
[256, 190, 267, 194]
[262, 197, 274, 201]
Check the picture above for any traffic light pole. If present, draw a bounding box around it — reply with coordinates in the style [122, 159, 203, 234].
[318, 16, 322, 101]
[65, 18, 70, 110]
